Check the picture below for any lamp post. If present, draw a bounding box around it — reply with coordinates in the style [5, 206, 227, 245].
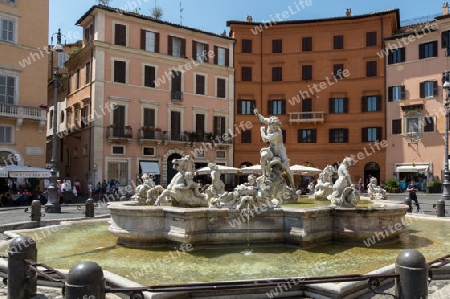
[45, 29, 64, 213]
[438, 71, 450, 216]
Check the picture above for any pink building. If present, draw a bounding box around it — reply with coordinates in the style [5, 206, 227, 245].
[385, 3, 450, 190]
[52, 5, 235, 191]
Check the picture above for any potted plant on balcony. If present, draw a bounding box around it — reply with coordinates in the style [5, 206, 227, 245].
[188, 131, 200, 142]
[205, 132, 215, 141]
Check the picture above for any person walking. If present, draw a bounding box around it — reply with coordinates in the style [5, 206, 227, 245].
[406, 179, 420, 212]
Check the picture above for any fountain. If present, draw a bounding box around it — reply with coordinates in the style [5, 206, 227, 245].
[109, 111, 408, 248]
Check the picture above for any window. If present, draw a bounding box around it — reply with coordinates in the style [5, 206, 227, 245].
[216, 150, 226, 159]
[141, 30, 159, 53]
[302, 98, 312, 119]
[112, 146, 124, 155]
[302, 36, 312, 51]
[388, 48, 405, 64]
[170, 111, 181, 140]
[362, 127, 382, 142]
[366, 31, 377, 47]
[406, 118, 419, 133]
[76, 69, 80, 89]
[142, 146, 155, 156]
[0, 126, 12, 143]
[195, 74, 205, 95]
[441, 30, 450, 54]
[241, 130, 251, 143]
[171, 70, 182, 100]
[214, 46, 229, 66]
[388, 86, 405, 102]
[85, 62, 91, 84]
[333, 35, 344, 49]
[242, 39, 252, 53]
[84, 24, 93, 43]
[112, 105, 125, 137]
[196, 114, 205, 134]
[113, 60, 126, 83]
[0, 75, 15, 104]
[81, 105, 89, 128]
[242, 67, 252, 81]
[392, 119, 402, 135]
[114, 23, 126, 46]
[272, 39, 282, 53]
[217, 78, 226, 98]
[193, 41, 208, 62]
[268, 100, 286, 115]
[362, 95, 381, 112]
[272, 67, 282, 81]
[366, 61, 377, 77]
[329, 128, 348, 143]
[424, 116, 435, 132]
[329, 98, 348, 114]
[108, 161, 128, 185]
[419, 41, 437, 59]
[420, 81, 437, 98]
[143, 108, 155, 127]
[168, 36, 185, 57]
[143, 147, 155, 156]
[333, 64, 344, 76]
[213, 116, 225, 136]
[144, 65, 156, 88]
[298, 129, 316, 143]
[302, 65, 312, 81]
[1, 18, 14, 43]
[237, 99, 256, 115]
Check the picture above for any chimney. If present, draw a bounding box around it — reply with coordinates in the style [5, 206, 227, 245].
[443, 2, 449, 15]
[346, 8, 352, 17]
[246, 15, 253, 22]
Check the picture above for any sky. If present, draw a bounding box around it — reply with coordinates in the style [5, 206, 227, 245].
[50, 0, 447, 43]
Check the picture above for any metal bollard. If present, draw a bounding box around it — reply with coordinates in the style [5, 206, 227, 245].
[65, 261, 105, 299]
[436, 198, 446, 217]
[395, 249, 428, 299]
[8, 237, 37, 299]
[85, 198, 95, 218]
[30, 200, 41, 222]
[404, 197, 412, 213]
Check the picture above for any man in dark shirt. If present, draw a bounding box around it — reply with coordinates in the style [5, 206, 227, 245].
[406, 179, 420, 212]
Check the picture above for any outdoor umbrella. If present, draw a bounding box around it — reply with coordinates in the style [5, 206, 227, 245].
[195, 165, 240, 175]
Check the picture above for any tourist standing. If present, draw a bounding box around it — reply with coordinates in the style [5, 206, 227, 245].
[406, 179, 420, 212]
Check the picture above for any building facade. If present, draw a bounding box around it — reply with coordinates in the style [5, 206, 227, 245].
[0, 0, 48, 183]
[385, 4, 450, 190]
[227, 9, 399, 187]
[54, 5, 234, 191]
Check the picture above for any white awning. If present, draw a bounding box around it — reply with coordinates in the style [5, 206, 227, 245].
[140, 161, 160, 174]
[0, 165, 51, 178]
[396, 165, 429, 172]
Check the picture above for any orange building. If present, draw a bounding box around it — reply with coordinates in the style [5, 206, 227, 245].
[227, 9, 400, 186]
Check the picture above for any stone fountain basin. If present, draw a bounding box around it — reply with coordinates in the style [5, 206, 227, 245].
[108, 200, 408, 248]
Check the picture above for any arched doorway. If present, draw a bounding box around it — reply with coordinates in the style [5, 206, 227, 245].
[364, 162, 380, 187]
[166, 153, 182, 185]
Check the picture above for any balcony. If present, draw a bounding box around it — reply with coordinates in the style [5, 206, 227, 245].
[139, 127, 167, 144]
[0, 103, 47, 132]
[106, 125, 133, 144]
[289, 111, 325, 124]
[171, 91, 183, 101]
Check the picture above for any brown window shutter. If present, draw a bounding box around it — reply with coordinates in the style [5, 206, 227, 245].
[181, 38, 186, 57]
[168, 36, 173, 56]
[140, 29, 146, 50]
[192, 40, 197, 60]
[225, 48, 229, 66]
[214, 46, 218, 64]
[361, 96, 367, 112]
[204, 44, 209, 62]
[154, 32, 160, 53]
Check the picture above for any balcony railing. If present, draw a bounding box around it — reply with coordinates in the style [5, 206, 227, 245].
[0, 103, 47, 131]
[106, 125, 133, 143]
[289, 111, 325, 123]
[171, 91, 183, 101]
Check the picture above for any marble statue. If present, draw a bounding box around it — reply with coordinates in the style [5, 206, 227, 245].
[154, 155, 208, 207]
[314, 165, 336, 200]
[327, 157, 359, 207]
[367, 176, 387, 200]
[130, 173, 162, 204]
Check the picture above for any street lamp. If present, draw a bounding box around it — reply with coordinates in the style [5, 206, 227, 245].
[438, 71, 450, 216]
[45, 29, 64, 213]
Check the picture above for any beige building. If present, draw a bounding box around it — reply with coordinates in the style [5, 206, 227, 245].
[0, 0, 48, 186]
[53, 5, 234, 191]
[385, 3, 450, 190]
